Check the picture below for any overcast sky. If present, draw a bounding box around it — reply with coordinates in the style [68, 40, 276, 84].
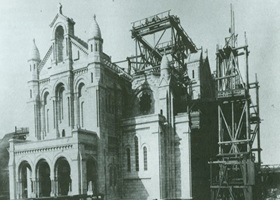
[0, 0, 279, 164]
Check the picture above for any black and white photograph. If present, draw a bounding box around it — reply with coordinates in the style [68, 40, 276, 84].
[0, 0, 279, 199]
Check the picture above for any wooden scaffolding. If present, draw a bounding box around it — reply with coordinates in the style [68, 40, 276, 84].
[208, 6, 261, 200]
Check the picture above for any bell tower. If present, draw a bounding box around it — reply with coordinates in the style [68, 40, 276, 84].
[27, 39, 41, 140]
[50, 3, 75, 66]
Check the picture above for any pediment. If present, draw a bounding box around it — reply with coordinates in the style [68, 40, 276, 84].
[49, 13, 75, 28]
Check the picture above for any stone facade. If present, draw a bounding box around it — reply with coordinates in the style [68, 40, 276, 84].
[7, 6, 207, 200]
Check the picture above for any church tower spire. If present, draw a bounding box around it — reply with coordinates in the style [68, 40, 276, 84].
[88, 14, 103, 62]
[29, 39, 40, 80]
[27, 39, 41, 140]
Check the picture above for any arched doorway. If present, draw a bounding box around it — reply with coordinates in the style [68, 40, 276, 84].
[37, 160, 51, 197]
[19, 161, 32, 198]
[87, 159, 97, 195]
[55, 157, 71, 196]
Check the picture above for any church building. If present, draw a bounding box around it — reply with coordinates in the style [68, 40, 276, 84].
[8, 5, 213, 200]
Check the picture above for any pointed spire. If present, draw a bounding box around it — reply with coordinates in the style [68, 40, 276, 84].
[88, 14, 102, 40]
[29, 39, 40, 61]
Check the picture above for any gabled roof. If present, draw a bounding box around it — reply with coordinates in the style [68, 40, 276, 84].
[49, 4, 75, 28]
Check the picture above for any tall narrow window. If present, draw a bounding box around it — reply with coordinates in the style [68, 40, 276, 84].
[53, 100, 55, 128]
[134, 136, 139, 171]
[126, 148, 131, 172]
[46, 109, 49, 133]
[143, 146, 148, 171]
[68, 97, 70, 126]
[91, 44, 93, 52]
[91, 72, 93, 83]
[95, 43, 98, 52]
[58, 87, 65, 121]
[55, 26, 64, 63]
[192, 70, 195, 79]
[78, 83, 85, 128]
[66, 38, 68, 56]
[81, 102, 84, 127]
[30, 90, 32, 98]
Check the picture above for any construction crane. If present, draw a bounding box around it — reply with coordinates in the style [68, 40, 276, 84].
[208, 5, 261, 200]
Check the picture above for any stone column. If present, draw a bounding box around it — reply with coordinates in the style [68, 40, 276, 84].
[27, 169, 32, 198]
[71, 158, 81, 195]
[9, 139, 17, 200]
[30, 178, 36, 198]
[41, 101, 46, 140]
[74, 93, 80, 129]
[50, 164, 55, 197]
[175, 113, 192, 200]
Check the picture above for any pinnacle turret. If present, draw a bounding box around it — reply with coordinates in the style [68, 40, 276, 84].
[29, 39, 40, 61]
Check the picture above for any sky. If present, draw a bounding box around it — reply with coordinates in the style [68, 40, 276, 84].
[0, 0, 280, 164]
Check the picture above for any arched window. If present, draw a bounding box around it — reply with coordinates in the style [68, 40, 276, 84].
[143, 146, 148, 171]
[58, 87, 65, 121]
[78, 83, 85, 128]
[139, 92, 152, 113]
[134, 136, 139, 171]
[126, 148, 131, 172]
[55, 26, 64, 63]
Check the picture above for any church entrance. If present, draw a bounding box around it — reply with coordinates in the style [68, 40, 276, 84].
[87, 159, 97, 195]
[55, 157, 71, 196]
[19, 161, 32, 198]
[37, 160, 51, 197]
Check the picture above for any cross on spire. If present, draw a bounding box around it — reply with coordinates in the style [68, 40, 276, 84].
[58, 3, 63, 14]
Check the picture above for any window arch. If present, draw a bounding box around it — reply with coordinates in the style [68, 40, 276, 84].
[57, 86, 65, 122]
[143, 146, 148, 171]
[134, 136, 139, 171]
[55, 26, 64, 63]
[139, 91, 152, 114]
[126, 148, 131, 172]
[78, 83, 86, 128]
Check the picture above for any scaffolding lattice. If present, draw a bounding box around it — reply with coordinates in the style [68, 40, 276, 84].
[127, 10, 198, 90]
[209, 5, 261, 200]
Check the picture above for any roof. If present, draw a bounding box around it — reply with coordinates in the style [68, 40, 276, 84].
[29, 39, 40, 61]
[88, 15, 102, 40]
